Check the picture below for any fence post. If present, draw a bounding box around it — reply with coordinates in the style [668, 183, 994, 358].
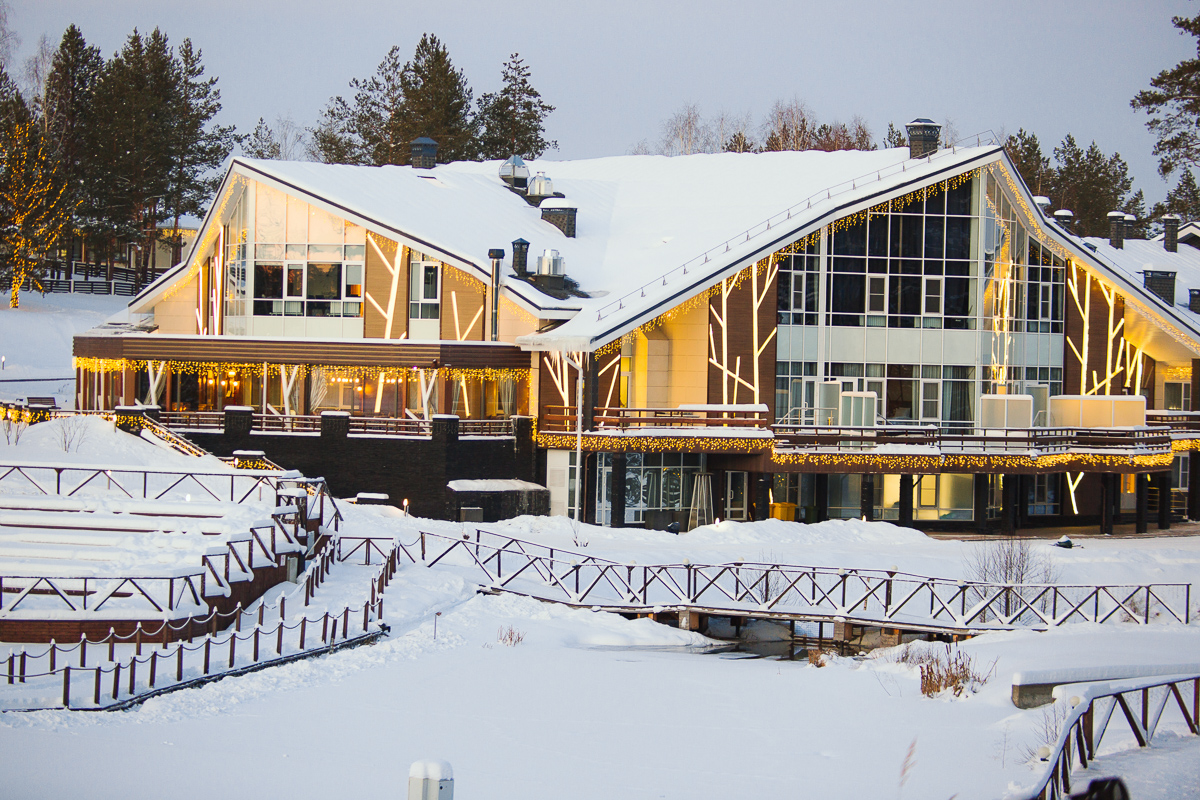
[135, 623, 142, 656]
[253, 628, 260, 662]
[128, 657, 136, 695]
[363, 603, 369, 633]
[300, 617, 307, 650]
[176, 645, 183, 682]
[343, 608, 349, 640]
[112, 663, 120, 700]
[203, 637, 210, 675]
[49, 641, 56, 673]
[276, 622, 283, 655]
[108, 628, 115, 663]
[228, 632, 237, 668]
[150, 651, 157, 688]
[235, 603, 243, 633]
[6, 652, 11, 685]
[62, 666, 70, 709]
[80, 633, 87, 668]
[19, 649, 25, 683]
[93, 668, 100, 706]
[322, 612, 329, 644]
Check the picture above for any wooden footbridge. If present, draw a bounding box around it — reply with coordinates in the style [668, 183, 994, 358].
[400, 530, 1192, 647]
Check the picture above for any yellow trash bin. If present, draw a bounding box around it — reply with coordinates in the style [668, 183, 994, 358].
[769, 502, 798, 521]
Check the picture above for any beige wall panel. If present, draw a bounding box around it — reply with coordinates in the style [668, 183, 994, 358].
[662, 302, 707, 407]
[153, 274, 200, 334]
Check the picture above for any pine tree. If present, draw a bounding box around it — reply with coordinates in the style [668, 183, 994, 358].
[1132, 11, 1200, 177]
[244, 117, 281, 159]
[163, 37, 238, 266]
[476, 54, 556, 160]
[1046, 135, 1141, 237]
[1004, 128, 1050, 195]
[43, 25, 101, 262]
[1152, 169, 1200, 221]
[723, 131, 755, 153]
[0, 112, 76, 307]
[882, 122, 907, 149]
[397, 34, 476, 163]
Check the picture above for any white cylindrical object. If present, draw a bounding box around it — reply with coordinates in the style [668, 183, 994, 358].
[409, 760, 454, 800]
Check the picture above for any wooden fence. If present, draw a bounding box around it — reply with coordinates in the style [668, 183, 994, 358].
[402, 530, 1191, 633]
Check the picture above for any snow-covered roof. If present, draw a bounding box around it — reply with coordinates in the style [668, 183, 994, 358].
[133, 144, 1007, 349]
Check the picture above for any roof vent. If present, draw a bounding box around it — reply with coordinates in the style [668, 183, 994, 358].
[1033, 196, 1051, 212]
[1053, 209, 1074, 232]
[499, 155, 529, 191]
[411, 137, 438, 169]
[512, 238, 530, 276]
[905, 118, 941, 159]
[1164, 214, 1181, 253]
[532, 248, 566, 293]
[540, 199, 577, 238]
[1108, 211, 1125, 249]
[527, 171, 554, 203]
[1144, 271, 1176, 306]
[1189, 288, 1200, 313]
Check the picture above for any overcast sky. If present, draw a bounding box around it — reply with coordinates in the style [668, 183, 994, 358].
[7, 0, 1194, 205]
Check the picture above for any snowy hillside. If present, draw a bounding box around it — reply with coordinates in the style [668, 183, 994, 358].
[0, 293, 128, 407]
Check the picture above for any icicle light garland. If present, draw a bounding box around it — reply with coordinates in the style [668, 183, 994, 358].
[73, 357, 529, 384]
[535, 431, 773, 453]
[1163, 366, 1193, 382]
[162, 175, 248, 302]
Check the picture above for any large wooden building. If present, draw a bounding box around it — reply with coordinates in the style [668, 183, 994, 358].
[73, 121, 1200, 531]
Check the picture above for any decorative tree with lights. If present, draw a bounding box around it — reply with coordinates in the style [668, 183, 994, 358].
[0, 116, 76, 307]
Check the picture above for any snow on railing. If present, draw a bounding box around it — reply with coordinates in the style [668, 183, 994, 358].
[591, 130, 1001, 325]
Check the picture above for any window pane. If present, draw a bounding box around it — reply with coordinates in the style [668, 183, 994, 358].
[256, 184, 287, 243]
[345, 264, 363, 298]
[287, 266, 304, 297]
[307, 263, 341, 299]
[253, 262, 283, 299]
[423, 265, 438, 299]
[308, 207, 343, 243]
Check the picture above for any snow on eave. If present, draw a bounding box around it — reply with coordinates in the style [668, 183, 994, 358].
[518, 145, 1005, 353]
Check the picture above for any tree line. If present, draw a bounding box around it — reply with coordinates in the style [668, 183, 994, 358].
[0, 22, 234, 304]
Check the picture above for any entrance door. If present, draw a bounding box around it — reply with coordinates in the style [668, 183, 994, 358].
[725, 471, 748, 520]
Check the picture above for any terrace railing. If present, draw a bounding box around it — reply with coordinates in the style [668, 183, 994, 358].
[543, 405, 771, 433]
[772, 425, 1174, 457]
[159, 411, 514, 437]
[403, 530, 1191, 632]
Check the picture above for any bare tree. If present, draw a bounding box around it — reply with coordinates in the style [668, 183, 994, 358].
[759, 97, 817, 151]
[659, 102, 715, 155]
[627, 138, 653, 155]
[710, 109, 754, 153]
[0, 1, 19, 70]
[22, 33, 54, 113]
[940, 116, 961, 148]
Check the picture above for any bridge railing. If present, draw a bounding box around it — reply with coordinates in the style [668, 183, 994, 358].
[403, 530, 1191, 631]
[1016, 672, 1200, 800]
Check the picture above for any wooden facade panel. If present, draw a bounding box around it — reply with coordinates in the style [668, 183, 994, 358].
[441, 266, 487, 341]
[364, 234, 407, 339]
[706, 266, 778, 406]
[1064, 274, 1150, 397]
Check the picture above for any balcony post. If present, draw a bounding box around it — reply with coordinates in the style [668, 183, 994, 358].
[1135, 473, 1148, 534]
[814, 474, 829, 522]
[754, 473, 770, 521]
[973, 474, 989, 533]
[1154, 471, 1172, 530]
[1001, 475, 1017, 535]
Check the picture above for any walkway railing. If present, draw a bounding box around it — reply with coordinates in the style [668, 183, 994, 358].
[403, 530, 1191, 632]
[0, 541, 401, 711]
[544, 405, 771, 432]
[773, 425, 1174, 457]
[1016, 672, 1200, 800]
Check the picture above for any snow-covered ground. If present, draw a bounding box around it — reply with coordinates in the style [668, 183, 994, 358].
[2, 500, 1198, 799]
[0, 292, 128, 407]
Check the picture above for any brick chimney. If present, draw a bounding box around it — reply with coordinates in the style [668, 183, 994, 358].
[1108, 211, 1125, 249]
[511, 238, 530, 275]
[1144, 271, 1177, 306]
[1053, 209, 1074, 232]
[905, 118, 941, 159]
[1164, 214, 1180, 253]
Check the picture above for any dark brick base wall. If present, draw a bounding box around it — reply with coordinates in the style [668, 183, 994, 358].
[181, 417, 537, 520]
[448, 489, 550, 522]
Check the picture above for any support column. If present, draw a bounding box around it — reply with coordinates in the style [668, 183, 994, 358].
[1154, 471, 1172, 530]
[1135, 473, 1148, 534]
[973, 474, 989, 534]
[610, 453, 627, 528]
[583, 355, 599, 432]
[1189, 453, 1200, 521]
[860, 474, 875, 521]
[898, 474, 913, 528]
[814, 473, 829, 522]
[1001, 475, 1017, 535]
[1099, 473, 1114, 536]
[753, 473, 770, 521]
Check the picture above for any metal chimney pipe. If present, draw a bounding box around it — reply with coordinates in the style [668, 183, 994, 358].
[488, 248, 505, 341]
